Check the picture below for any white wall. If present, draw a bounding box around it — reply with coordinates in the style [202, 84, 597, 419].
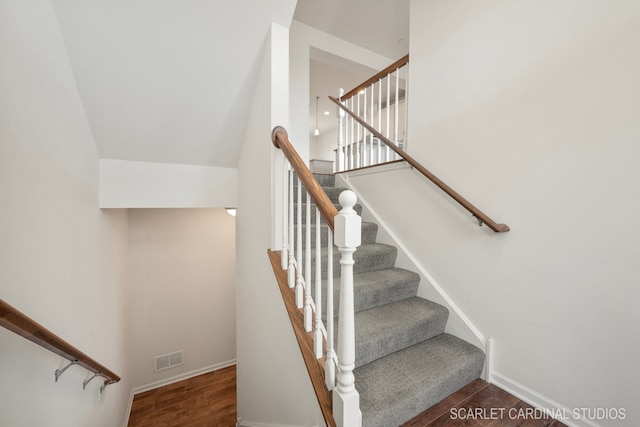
[0, 1, 131, 426]
[311, 127, 339, 162]
[289, 21, 395, 165]
[100, 159, 238, 209]
[236, 24, 326, 427]
[344, 1, 640, 425]
[126, 208, 236, 389]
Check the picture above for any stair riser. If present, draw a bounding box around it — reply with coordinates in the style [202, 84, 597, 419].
[303, 245, 397, 279]
[320, 269, 420, 317]
[292, 174, 336, 188]
[295, 222, 378, 247]
[355, 335, 485, 427]
[292, 187, 345, 204]
[351, 298, 449, 368]
[292, 203, 362, 222]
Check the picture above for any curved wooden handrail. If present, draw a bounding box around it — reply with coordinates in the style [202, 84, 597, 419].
[329, 96, 510, 233]
[0, 299, 121, 386]
[272, 126, 339, 231]
[341, 54, 410, 101]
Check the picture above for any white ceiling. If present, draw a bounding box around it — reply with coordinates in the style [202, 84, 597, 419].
[51, 0, 408, 167]
[295, 0, 410, 138]
[294, 0, 410, 60]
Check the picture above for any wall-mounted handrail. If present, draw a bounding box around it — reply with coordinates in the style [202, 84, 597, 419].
[272, 126, 338, 230]
[0, 299, 121, 391]
[329, 96, 510, 233]
[341, 54, 410, 101]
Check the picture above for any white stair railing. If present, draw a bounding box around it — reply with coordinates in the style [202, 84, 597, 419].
[272, 126, 362, 427]
[335, 55, 409, 172]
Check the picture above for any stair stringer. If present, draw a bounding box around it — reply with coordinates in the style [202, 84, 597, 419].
[335, 169, 492, 380]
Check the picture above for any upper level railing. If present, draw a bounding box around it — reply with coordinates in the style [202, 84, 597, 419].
[335, 55, 409, 172]
[0, 299, 120, 393]
[329, 53, 509, 233]
[271, 126, 362, 427]
[330, 95, 510, 233]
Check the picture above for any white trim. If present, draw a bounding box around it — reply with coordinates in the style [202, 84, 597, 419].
[338, 172, 486, 351]
[336, 160, 410, 177]
[122, 388, 135, 427]
[131, 359, 236, 395]
[238, 423, 319, 427]
[491, 372, 602, 427]
[485, 337, 494, 382]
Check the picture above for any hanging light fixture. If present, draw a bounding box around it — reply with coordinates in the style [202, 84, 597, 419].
[314, 96, 320, 136]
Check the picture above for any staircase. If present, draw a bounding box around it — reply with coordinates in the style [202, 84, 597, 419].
[309, 173, 485, 427]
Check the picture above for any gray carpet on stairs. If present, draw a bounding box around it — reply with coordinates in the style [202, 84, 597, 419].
[355, 334, 485, 427]
[297, 173, 485, 427]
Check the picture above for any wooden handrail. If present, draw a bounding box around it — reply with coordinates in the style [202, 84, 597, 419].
[341, 54, 410, 101]
[272, 126, 339, 230]
[0, 299, 121, 386]
[329, 96, 510, 233]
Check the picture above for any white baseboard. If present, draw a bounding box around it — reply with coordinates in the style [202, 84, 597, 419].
[238, 422, 319, 427]
[122, 388, 135, 427]
[122, 359, 236, 427]
[491, 372, 603, 427]
[131, 359, 236, 395]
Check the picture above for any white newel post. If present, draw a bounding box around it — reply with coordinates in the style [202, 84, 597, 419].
[336, 87, 345, 172]
[333, 190, 362, 427]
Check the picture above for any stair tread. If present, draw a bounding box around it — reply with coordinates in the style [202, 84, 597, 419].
[353, 297, 449, 367]
[352, 268, 419, 311]
[298, 221, 378, 245]
[310, 243, 397, 277]
[355, 333, 485, 427]
[322, 267, 420, 320]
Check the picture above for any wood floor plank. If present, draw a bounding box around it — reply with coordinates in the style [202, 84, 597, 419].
[128, 365, 237, 427]
[401, 379, 489, 427]
[403, 380, 568, 427]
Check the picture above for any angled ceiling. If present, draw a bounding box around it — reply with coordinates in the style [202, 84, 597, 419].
[294, 0, 410, 137]
[51, 0, 407, 167]
[52, 0, 296, 167]
[293, 0, 410, 60]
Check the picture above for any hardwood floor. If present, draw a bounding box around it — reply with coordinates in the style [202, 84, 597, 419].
[127, 365, 236, 427]
[127, 365, 566, 427]
[402, 379, 567, 427]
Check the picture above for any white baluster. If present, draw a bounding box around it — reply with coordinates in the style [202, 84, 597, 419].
[313, 206, 322, 358]
[386, 73, 391, 162]
[348, 98, 354, 170]
[356, 95, 361, 169]
[369, 85, 374, 166]
[333, 190, 362, 427]
[350, 98, 355, 169]
[403, 63, 409, 152]
[362, 88, 368, 167]
[304, 190, 312, 332]
[394, 68, 400, 158]
[281, 164, 289, 271]
[288, 167, 295, 288]
[378, 80, 382, 164]
[295, 178, 303, 308]
[325, 229, 336, 390]
[336, 88, 345, 172]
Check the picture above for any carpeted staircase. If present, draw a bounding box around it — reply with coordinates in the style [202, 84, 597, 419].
[301, 173, 486, 427]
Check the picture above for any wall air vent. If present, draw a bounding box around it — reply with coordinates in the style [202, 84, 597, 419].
[154, 350, 184, 372]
